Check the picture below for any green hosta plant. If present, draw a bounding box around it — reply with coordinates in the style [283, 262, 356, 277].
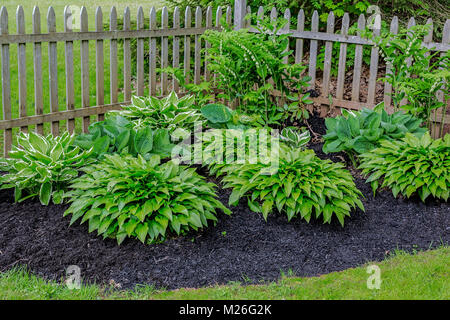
[359, 132, 450, 202]
[74, 115, 174, 159]
[323, 106, 427, 164]
[110, 91, 204, 132]
[64, 154, 231, 245]
[222, 149, 364, 226]
[200, 103, 262, 129]
[0, 131, 92, 205]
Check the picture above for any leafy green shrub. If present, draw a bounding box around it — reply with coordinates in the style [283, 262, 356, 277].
[359, 132, 450, 202]
[221, 148, 364, 225]
[64, 154, 231, 244]
[200, 103, 262, 129]
[374, 25, 450, 135]
[110, 92, 204, 132]
[74, 115, 174, 159]
[0, 132, 92, 205]
[323, 107, 427, 163]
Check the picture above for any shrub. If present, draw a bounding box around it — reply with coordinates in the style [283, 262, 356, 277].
[374, 25, 450, 135]
[359, 132, 450, 202]
[0, 132, 92, 205]
[74, 115, 174, 159]
[64, 154, 231, 244]
[203, 18, 311, 125]
[221, 148, 364, 225]
[323, 107, 427, 164]
[196, 127, 301, 177]
[110, 92, 204, 132]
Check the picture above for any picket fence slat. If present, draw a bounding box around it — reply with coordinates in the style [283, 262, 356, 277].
[110, 7, 118, 104]
[308, 11, 318, 90]
[295, 9, 304, 65]
[367, 14, 381, 106]
[351, 14, 365, 102]
[80, 6, 89, 133]
[48, 7, 59, 135]
[149, 7, 157, 96]
[1, 7, 12, 156]
[136, 7, 145, 97]
[33, 6, 44, 135]
[96, 7, 105, 121]
[383, 16, 398, 108]
[173, 7, 181, 92]
[183, 7, 191, 86]
[161, 7, 169, 95]
[322, 12, 334, 98]
[123, 7, 132, 101]
[205, 6, 212, 82]
[336, 13, 349, 101]
[17, 6, 27, 133]
[64, 6, 75, 133]
[194, 7, 202, 85]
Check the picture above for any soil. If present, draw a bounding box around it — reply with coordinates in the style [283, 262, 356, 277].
[0, 114, 448, 290]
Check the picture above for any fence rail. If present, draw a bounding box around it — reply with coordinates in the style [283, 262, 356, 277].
[0, 0, 449, 157]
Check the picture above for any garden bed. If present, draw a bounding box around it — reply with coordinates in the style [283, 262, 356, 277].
[0, 114, 448, 290]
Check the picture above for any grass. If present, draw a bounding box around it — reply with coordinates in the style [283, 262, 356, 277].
[0, 247, 448, 300]
[0, 0, 165, 151]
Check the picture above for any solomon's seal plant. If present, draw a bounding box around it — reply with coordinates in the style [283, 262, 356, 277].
[222, 149, 364, 226]
[323, 106, 426, 164]
[64, 154, 231, 245]
[110, 91, 204, 132]
[359, 132, 450, 202]
[0, 132, 92, 205]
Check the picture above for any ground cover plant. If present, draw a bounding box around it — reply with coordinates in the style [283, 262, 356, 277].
[359, 132, 450, 202]
[64, 154, 231, 244]
[74, 115, 175, 159]
[0, 131, 92, 205]
[322, 106, 427, 164]
[221, 148, 365, 225]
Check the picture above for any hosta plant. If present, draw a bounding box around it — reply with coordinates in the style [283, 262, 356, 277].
[64, 154, 231, 245]
[323, 106, 427, 164]
[359, 133, 450, 202]
[0, 132, 92, 205]
[222, 149, 364, 226]
[74, 115, 174, 159]
[110, 91, 204, 132]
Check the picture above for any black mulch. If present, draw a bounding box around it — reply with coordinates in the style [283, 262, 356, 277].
[0, 115, 448, 290]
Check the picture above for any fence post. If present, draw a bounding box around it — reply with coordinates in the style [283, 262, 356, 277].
[234, 0, 246, 30]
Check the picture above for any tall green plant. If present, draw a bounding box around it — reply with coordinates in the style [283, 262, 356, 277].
[64, 154, 231, 244]
[374, 25, 449, 134]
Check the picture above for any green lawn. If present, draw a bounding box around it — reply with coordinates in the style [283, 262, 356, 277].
[0, 0, 164, 151]
[1, 247, 449, 300]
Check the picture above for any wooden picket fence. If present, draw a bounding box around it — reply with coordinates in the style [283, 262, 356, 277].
[0, 0, 449, 157]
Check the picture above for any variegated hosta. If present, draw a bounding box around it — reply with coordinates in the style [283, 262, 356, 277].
[359, 132, 450, 202]
[111, 91, 204, 132]
[0, 131, 93, 205]
[222, 148, 364, 226]
[64, 154, 231, 245]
